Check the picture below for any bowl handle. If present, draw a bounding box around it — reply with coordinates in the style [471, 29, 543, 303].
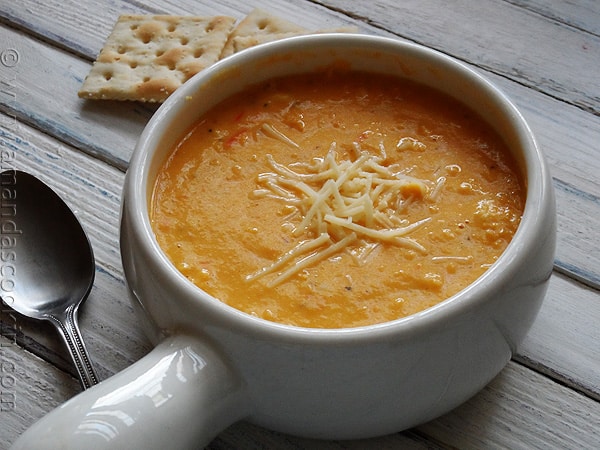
[10, 334, 249, 449]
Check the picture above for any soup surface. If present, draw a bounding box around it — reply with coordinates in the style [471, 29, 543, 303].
[151, 70, 525, 328]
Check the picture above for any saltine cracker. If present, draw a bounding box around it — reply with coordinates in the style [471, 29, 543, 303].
[78, 14, 235, 102]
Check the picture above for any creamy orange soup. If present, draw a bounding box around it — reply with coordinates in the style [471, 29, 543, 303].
[151, 70, 525, 328]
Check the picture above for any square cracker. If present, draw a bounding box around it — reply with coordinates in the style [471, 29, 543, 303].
[78, 14, 235, 102]
[220, 9, 307, 59]
[220, 8, 358, 59]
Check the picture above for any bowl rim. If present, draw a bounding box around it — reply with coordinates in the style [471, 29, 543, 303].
[124, 33, 552, 344]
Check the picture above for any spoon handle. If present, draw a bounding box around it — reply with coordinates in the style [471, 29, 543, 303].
[47, 305, 99, 389]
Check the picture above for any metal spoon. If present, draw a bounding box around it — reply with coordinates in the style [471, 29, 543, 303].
[1, 170, 98, 389]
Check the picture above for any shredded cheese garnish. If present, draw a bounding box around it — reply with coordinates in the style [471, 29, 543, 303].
[248, 140, 437, 286]
[261, 123, 300, 149]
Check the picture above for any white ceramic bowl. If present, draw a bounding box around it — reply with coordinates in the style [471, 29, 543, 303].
[13, 34, 556, 449]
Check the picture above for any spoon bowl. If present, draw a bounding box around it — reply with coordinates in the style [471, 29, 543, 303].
[1, 170, 98, 389]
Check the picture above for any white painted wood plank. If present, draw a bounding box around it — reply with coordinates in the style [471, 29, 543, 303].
[0, 23, 154, 170]
[418, 361, 600, 449]
[0, 335, 80, 449]
[489, 73, 600, 199]
[552, 180, 600, 288]
[212, 422, 431, 449]
[0, 0, 150, 59]
[510, 0, 600, 35]
[149, 0, 366, 31]
[316, 0, 600, 114]
[516, 273, 600, 401]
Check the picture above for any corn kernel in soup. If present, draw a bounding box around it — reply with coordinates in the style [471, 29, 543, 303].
[151, 70, 524, 329]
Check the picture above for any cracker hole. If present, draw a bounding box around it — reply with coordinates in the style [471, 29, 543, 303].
[180, 37, 189, 45]
[194, 48, 204, 58]
[143, 76, 151, 82]
[103, 71, 113, 81]
[168, 24, 176, 32]
[117, 46, 126, 54]
[130, 24, 139, 31]
[156, 49, 165, 57]
[129, 61, 138, 69]
[258, 19, 269, 30]
[142, 36, 152, 44]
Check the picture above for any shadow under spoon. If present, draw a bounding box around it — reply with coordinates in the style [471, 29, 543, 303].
[1, 170, 98, 389]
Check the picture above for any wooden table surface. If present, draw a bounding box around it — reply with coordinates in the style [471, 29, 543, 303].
[1, 1, 599, 448]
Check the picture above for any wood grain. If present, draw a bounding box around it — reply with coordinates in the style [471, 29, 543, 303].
[419, 361, 600, 449]
[0, 336, 80, 447]
[509, 0, 600, 35]
[517, 273, 600, 400]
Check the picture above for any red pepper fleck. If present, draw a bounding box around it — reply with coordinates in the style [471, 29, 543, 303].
[224, 128, 247, 148]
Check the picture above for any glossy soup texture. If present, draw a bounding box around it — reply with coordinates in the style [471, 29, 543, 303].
[151, 70, 525, 328]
